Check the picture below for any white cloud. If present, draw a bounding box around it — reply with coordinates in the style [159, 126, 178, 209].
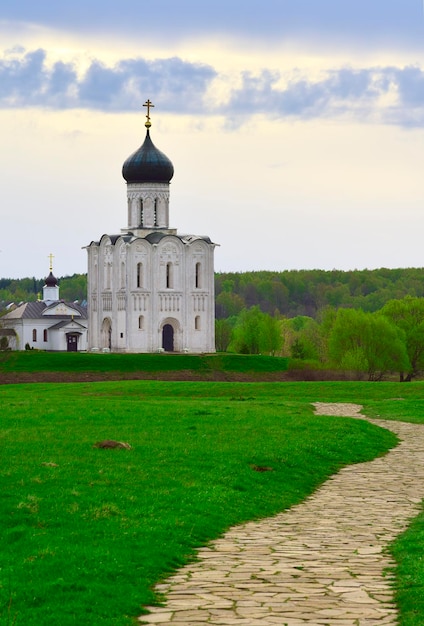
[2, 47, 424, 130]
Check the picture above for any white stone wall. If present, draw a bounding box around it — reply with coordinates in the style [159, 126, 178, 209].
[3, 318, 88, 352]
[127, 183, 170, 229]
[86, 233, 216, 353]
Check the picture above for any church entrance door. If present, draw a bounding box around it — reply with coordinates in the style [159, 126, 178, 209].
[67, 334, 78, 352]
[162, 324, 174, 352]
[101, 318, 112, 350]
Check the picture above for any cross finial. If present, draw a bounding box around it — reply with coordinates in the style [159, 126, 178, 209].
[48, 253, 54, 272]
[143, 99, 154, 128]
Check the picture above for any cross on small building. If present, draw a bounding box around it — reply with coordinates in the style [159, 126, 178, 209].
[48, 253, 54, 272]
[143, 99, 154, 127]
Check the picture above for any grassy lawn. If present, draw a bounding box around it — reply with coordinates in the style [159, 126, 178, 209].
[0, 351, 289, 376]
[391, 507, 424, 626]
[1, 377, 424, 624]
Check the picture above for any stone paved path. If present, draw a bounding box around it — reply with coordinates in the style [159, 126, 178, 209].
[139, 403, 424, 625]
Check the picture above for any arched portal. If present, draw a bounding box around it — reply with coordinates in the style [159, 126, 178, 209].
[101, 317, 112, 349]
[162, 324, 174, 352]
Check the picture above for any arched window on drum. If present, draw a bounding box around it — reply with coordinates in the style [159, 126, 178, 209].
[195, 262, 201, 289]
[166, 262, 173, 289]
[136, 262, 143, 289]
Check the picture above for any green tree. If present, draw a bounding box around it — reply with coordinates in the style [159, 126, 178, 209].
[215, 318, 233, 352]
[287, 316, 321, 361]
[381, 297, 424, 381]
[338, 347, 369, 379]
[280, 317, 295, 357]
[229, 307, 282, 356]
[59, 274, 88, 302]
[281, 313, 330, 363]
[315, 306, 338, 364]
[259, 314, 283, 356]
[329, 308, 409, 381]
[215, 291, 245, 318]
[230, 307, 262, 354]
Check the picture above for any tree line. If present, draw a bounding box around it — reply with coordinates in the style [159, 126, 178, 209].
[2, 268, 424, 317]
[0, 274, 87, 308]
[216, 297, 424, 381]
[3, 269, 424, 380]
[215, 268, 424, 318]
[214, 269, 424, 380]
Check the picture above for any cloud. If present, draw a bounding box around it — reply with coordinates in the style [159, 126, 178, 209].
[2, 48, 424, 127]
[0, 49, 216, 112]
[217, 65, 424, 128]
[224, 67, 382, 120]
[395, 65, 424, 106]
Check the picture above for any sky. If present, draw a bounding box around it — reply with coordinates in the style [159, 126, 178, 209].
[1, 1, 424, 279]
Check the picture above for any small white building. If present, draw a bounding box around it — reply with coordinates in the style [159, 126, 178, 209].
[1, 271, 88, 351]
[85, 102, 217, 353]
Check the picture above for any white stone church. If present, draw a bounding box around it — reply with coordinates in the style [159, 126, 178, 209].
[1, 269, 88, 351]
[85, 102, 217, 353]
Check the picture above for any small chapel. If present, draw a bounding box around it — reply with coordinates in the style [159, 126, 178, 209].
[0, 259, 88, 351]
[85, 101, 217, 353]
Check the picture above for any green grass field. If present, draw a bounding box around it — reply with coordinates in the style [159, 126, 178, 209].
[1, 369, 424, 624]
[0, 351, 289, 376]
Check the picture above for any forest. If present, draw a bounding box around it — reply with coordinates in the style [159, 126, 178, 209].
[214, 268, 424, 318]
[0, 273, 87, 308]
[2, 267, 424, 317]
[2, 268, 424, 380]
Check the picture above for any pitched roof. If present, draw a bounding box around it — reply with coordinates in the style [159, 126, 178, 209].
[2, 301, 87, 320]
[48, 320, 87, 330]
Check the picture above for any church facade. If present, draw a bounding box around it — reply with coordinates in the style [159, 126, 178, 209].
[85, 102, 217, 353]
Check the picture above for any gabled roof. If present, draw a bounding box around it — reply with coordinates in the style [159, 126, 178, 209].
[2, 301, 87, 321]
[2, 301, 44, 320]
[43, 301, 84, 318]
[48, 319, 87, 330]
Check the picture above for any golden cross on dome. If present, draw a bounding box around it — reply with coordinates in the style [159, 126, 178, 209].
[143, 99, 154, 128]
[48, 253, 54, 272]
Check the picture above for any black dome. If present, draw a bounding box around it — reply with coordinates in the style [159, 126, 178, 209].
[44, 271, 58, 287]
[122, 130, 174, 184]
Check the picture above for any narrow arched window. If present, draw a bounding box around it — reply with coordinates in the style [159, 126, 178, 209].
[105, 263, 111, 290]
[195, 262, 201, 289]
[195, 316, 201, 330]
[137, 262, 143, 288]
[138, 315, 144, 330]
[154, 198, 158, 226]
[43, 329, 48, 342]
[166, 262, 173, 289]
[139, 198, 144, 226]
[32, 329, 37, 342]
[121, 262, 125, 289]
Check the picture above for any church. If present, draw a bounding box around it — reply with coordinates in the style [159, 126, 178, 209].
[0, 263, 88, 351]
[85, 101, 217, 353]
